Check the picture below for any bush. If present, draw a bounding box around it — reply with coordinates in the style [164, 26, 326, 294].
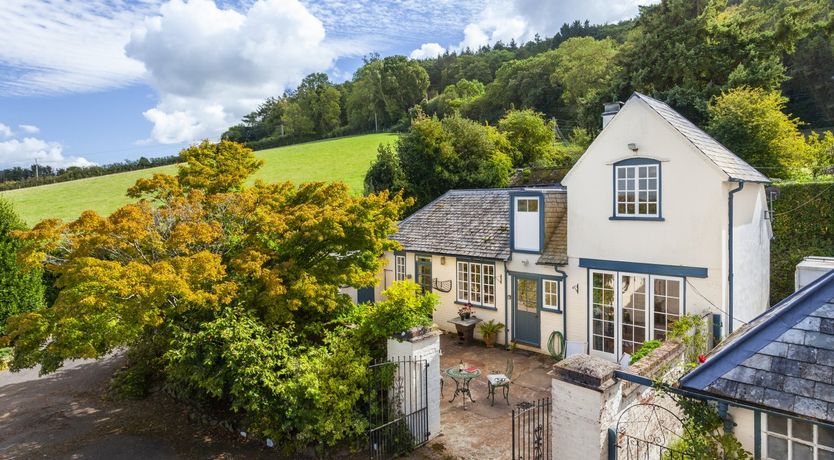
[629, 339, 662, 365]
[770, 180, 834, 303]
[0, 198, 44, 335]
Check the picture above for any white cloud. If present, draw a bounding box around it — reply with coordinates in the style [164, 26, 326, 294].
[410, 43, 446, 60]
[412, 0, 659, 55]
[18, 124, 39, 134]
[0, 1, 159, 96]
[0, 124, 11, 137]
[126, 0, 346, 144]
[0, 137, 94, 169]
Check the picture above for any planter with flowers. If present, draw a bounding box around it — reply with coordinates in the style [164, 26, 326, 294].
[458, 303, 474, 320]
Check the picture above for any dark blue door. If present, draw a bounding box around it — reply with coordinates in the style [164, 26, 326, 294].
[357, 286, 375, 304]
[514, 276, 541, 347]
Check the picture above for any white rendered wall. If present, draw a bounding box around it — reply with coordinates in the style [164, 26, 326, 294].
[731, 184, 771, 327]
[387, 332, 442, 441]
[382, 252, 509, 347]
[560, 96, 769, 352]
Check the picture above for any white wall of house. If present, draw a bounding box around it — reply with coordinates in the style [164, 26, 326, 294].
[731, 184, 772, 327]
[561, 96, 769, 360]
[381, 251, 510, 347]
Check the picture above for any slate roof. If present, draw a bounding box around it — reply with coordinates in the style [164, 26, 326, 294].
[538, 192, 568, 265]
[680, 269, 834, 423]
[392, 187, 567, 262]
[632, 92, 771, 184]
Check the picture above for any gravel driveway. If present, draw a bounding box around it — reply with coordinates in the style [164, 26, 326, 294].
[0, 354, 271, 459]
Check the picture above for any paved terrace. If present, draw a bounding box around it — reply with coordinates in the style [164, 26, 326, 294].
[414, 332, 556, 459]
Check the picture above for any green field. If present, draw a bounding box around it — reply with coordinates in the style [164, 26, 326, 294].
[1, 133, 398, 226]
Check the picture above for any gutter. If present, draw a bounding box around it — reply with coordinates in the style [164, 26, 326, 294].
[728, 181, 745, 335]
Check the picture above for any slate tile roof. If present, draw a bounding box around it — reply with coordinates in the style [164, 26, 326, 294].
[680, 270, 834, 423]
[633, 92, 771, 184]
[538, 192, 568, 265]
[392, 187, 567, 262]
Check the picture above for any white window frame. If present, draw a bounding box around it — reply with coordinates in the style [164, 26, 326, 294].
[456, 260, 496, 307]
[615, 163, 660, 218]
[589, 270, 683, 360]
[395, 254, 406, 281]
[651, 275, 683, 341]
[764, 414, 834, 460]
[542, 279, 561, 312]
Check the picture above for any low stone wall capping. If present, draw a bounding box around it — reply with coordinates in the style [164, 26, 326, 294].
[551, 339, 690, 459]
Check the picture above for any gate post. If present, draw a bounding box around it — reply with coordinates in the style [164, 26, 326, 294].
[387, 330, 442, 441]
[551, 355, 620, 460]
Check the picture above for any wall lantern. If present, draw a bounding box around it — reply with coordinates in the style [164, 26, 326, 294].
[440, 256, 446, 265]
[628, 143, 638, 152]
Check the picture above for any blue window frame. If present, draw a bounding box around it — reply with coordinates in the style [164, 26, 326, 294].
[611, 158, 663, 221]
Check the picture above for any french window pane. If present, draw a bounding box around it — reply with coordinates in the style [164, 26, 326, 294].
[648, 166, 657, 178]
[818, 449, 834, 460]
[793, 420, 814, 442]
[766, 436, 787, 459]
[819, 426, 834, 447]
[792, 441, 813, 460]
[768, 415, 788, 435]
[627, 168, 634, 178]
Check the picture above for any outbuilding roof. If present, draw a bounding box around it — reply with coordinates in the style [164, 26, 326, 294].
[632, 92, 771, 184]
[680, 269, 834, 423]
[392, 186, 566, 262]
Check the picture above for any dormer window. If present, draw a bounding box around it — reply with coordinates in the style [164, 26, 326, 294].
[612, 158, 662, 220]
[512, 194, 542, 253]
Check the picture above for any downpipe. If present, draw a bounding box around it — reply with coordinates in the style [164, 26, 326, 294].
[728, 181, 745, 335]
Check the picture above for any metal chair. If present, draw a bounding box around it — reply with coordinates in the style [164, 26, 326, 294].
[487, 358, 513, 406]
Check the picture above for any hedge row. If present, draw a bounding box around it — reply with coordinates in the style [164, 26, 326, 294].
[770, 180, 834, 303]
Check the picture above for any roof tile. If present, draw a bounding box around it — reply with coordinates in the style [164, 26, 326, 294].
[634, 93, 770, 183]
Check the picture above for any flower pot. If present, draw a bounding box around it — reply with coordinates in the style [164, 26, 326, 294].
[459, 314, 465, 320]
[484, 333, 496, 348]
[463, 312, 471, 319]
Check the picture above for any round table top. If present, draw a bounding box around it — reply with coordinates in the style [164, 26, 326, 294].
[445, 367, 481, 379]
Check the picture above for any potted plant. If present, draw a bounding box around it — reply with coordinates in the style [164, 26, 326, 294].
[479, 320, 505, 348]
[458, 303, 473, 320]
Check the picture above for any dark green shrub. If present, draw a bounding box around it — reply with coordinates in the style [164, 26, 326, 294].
[770, 180, 834, 303]
[0, 198, 45, 335]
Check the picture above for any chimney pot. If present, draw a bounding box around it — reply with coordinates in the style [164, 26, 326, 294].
[602, 101, 624, 129]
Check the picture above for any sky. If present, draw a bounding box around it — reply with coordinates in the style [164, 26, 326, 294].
[0, 0, 657, 169]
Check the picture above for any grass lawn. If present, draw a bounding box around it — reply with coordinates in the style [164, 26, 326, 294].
[1, 133, 398, 226]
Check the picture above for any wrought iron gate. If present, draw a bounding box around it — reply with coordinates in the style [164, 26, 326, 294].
[366, 357, 429, 460]
[608, 403, 694, 459]
[512, 398, 552, 460]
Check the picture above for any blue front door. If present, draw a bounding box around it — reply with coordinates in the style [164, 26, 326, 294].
[514, 276, 541, 347]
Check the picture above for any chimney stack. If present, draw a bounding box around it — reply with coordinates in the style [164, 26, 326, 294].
[602, 102, 623, 129]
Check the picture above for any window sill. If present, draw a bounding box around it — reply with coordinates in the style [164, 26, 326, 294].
[511, 249, 542, 254]
[454, 300, 498, 311]
[609, 216, 665, 222]
[541, 308, 563, 314]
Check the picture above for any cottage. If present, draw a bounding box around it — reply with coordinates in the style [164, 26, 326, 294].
[679, 265, 834, 459]
[380, 92, 772, 362]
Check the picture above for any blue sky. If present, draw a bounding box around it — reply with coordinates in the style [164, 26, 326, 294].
[0, 0, 656, 169]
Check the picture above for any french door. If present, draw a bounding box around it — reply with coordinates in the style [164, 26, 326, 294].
[590, 270, 682, 361]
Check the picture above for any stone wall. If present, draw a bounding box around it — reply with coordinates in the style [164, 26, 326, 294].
[551, 339, 689, 459]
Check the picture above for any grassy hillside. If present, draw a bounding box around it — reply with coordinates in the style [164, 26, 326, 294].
[1, 133, 397, 226]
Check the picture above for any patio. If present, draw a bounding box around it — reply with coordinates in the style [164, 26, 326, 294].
[413, 332, 556, 459]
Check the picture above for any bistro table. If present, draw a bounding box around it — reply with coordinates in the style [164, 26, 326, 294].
[445, 366, 481, 410]
[447, 317, 483, 345]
